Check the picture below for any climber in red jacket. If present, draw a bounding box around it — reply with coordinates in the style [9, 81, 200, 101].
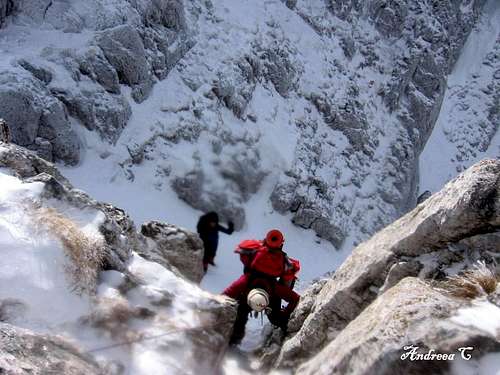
[223, 229, 301, 345]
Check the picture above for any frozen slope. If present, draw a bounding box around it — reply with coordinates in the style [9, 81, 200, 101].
[0, 162, 238, 374]
[419, 0, 500, 193]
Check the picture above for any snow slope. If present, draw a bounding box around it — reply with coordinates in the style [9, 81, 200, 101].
[0, 166, 237, 374]
[0, 170, 93, 332]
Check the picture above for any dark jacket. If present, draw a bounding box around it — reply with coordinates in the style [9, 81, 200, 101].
[197, 212, 234, 261]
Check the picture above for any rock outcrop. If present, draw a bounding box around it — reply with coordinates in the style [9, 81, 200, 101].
[0, 0, 15, 27]
[268, 0, 487, 247]
[270, 159, 500, 369]
[1, 0, 495, 245]
[140, 221, 205, 283]
[1, 0, 193, 164]
[297, 277, 500, 375]
[0, 323, 103, 375]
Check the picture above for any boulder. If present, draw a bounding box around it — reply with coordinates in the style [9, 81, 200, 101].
[51, 85, 131, 144]
[140, 221, 205, 283]
[0, 0, 15, 27]
[27, 136, 53, 162]
[18, 58, 53, 84]
[78, 47, 121, 94]
[212, 56, 258, 118]
[0, 71, 80, 164]
[0, 142, 71, 185]
[0, 323, 103, 375]
[171, 168, 247, 230]
[275, 159, 500, 368]
[0, 75, 43, 146]
[38, 100, 80, 165]
[297, 277, 500, 375]
[259, 44, 299, 97]
[96, 25, 153, 103]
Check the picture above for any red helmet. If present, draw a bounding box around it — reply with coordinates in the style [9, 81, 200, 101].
[265, 229, 284, 248]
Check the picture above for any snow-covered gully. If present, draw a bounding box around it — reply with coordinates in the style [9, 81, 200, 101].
[0, 0, 499, 374]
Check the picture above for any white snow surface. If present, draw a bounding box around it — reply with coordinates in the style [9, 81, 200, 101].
[450, 299, 500, 375]
[453, 352, 500, 375]
[450, 299, 500, 337]
[0, 170, 93, 332]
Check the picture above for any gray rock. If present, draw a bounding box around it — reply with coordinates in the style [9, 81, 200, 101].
[140, 221, 205, 283]
[18, 58, 53, 84]
[0, 74, 43, 146]
[38, 100, 80, 165]
[0, 118, 10, 143]
[281, 0, 297, 10]
[310, 94, 372, 155]
[275, 159, 500, 368]
[0, 143, 71, 184]
[0, 0, 16, 27]
[0, 323, 104, 375]
[368, 0, 408, 38]
[259, 44, 298, 97]
[0, 298, 26, 322]
[212, 56, 258, 118]
[78, 47, 121, 94]
[51, 85, 131, 144]
[297, 278, 500, 375]
[488, 287, 500, 308]
[326, 0, 362, 21]
[0, 144, 138, 271]
[27, 136, 53, 162]
[0, 71, 81, 164]
[172, 169, 247, 230]
[340, 36, 356, 59]
[378, 260, 422, 294]
[212, 42, 298, 117]
[136, 0, 187, 30]
[170, 147, 267, 231]
[96, 24, 153, 103]
[267, 0, 486, 247]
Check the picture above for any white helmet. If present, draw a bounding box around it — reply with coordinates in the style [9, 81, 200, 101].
[247, 288, 270, 312]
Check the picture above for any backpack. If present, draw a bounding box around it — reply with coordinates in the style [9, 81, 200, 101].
[234, 240, 300, 280]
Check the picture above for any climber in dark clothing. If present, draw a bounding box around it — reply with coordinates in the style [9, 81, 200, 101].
[197, 211, 234, 271]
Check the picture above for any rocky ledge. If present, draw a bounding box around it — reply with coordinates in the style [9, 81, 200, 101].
[260, 158, 500, 374]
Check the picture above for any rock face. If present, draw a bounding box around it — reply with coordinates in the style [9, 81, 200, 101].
[96, 25, 153, 103]
[0, 323, 103, 375]
[101, 0, 492, 242]
[268, 0, 486, 247]
[140, 221, 205, 283]
[271, 159, 500, 369]
[0, 72, 80, 165]
[0, 143, 237, 374]
[1, 0, 193, 164]
[1, 0, 496, 245]
[0, 0, 15, 27]
[297, 278, 500, 375]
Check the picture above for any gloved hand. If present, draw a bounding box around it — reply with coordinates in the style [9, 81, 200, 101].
[228, 221, 235, 232]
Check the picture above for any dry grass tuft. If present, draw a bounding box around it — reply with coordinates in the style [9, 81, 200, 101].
[82, 297, 155, 340]
[439, 261, 498, 299]
[35, 207, 104, 295]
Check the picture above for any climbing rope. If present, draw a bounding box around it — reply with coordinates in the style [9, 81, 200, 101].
[83, 318, 236, 354]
